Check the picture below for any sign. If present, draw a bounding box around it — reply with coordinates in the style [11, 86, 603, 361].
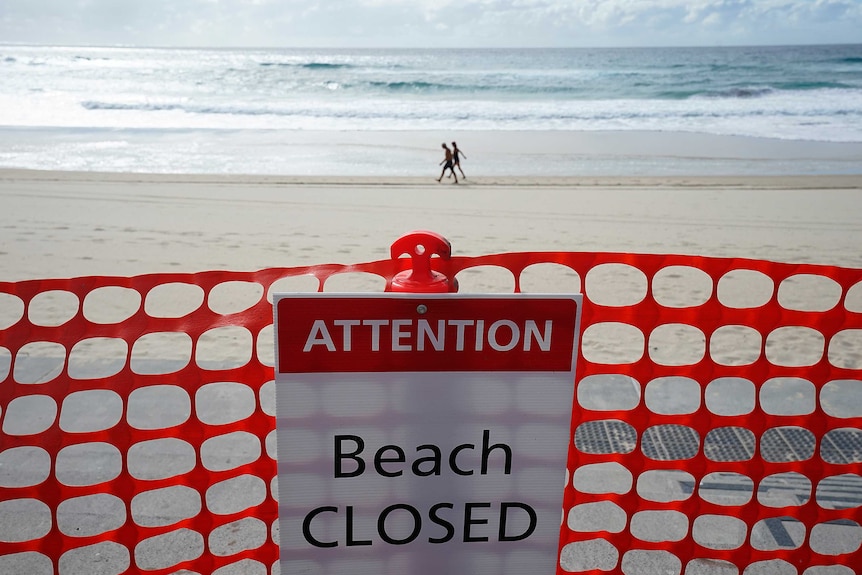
[274, 293, 582, 575]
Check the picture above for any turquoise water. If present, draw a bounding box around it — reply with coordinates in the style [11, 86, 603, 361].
[0, 44, 860, 174]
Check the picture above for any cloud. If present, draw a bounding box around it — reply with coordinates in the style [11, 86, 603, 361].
[0, 0, 860, 47]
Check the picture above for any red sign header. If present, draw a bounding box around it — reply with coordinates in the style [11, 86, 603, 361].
[275, 295, 579, 373]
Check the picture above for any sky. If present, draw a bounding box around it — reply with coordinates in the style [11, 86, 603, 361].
[1, 0, 861, 48]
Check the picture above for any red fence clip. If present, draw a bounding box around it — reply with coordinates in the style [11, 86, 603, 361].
[388, 230, 458, 293]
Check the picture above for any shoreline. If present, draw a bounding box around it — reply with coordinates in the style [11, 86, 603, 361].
[2, 168, 862, 190]
[2, 129, 862, 177]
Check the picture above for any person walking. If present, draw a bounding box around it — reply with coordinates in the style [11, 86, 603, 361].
[451, 141, 466, 179]
[437, 143, 458, 183]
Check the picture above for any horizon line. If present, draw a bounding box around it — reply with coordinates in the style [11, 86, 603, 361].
[2, 41, 861, 51]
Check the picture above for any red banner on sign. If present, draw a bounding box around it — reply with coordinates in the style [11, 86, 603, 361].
[275, 295, 579, 373]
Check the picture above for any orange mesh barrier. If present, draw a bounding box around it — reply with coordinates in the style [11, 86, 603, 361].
[1, 252, 861, 575]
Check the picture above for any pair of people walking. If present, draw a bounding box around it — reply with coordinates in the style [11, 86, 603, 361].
[437, 142, 465, 183]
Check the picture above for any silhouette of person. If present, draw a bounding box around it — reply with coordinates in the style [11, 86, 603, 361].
[437, 143, 458, 183]
[451, 141, 466, 179]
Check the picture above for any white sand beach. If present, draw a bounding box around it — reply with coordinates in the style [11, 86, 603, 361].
[1, 133, 862, 284]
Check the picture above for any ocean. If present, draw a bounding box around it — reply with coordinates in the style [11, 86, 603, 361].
[1, 43, 861, 175]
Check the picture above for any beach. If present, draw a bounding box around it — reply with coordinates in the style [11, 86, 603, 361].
[3, 44, 861, 280]
[2, 129, 862, 284]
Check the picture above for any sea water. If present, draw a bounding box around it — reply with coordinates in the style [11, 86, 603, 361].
[1, 44, 861, 175]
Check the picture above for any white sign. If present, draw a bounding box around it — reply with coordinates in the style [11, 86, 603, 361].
[274, 293, 582, 575]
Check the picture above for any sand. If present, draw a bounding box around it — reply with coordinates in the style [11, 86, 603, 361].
[2, 167, 862, 284]
[3, 129, 862, 283]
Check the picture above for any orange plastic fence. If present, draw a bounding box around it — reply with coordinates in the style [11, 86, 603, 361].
[1, 252, 861, 575]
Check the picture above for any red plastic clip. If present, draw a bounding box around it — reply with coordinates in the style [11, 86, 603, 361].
[388, 230, 458, 293]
